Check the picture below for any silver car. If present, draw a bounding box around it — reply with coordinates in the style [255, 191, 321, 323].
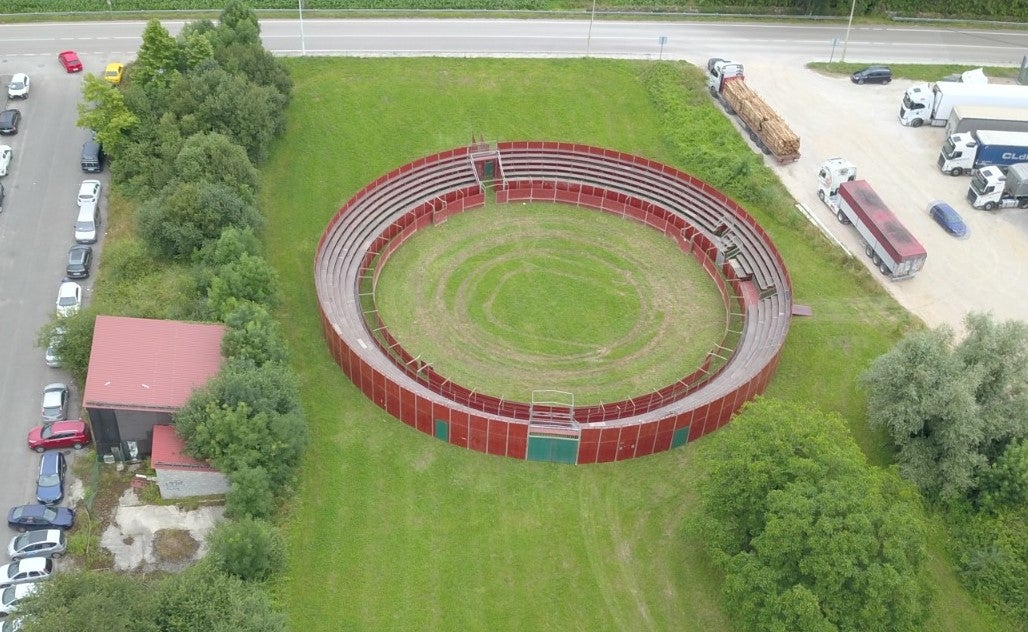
[41, 383, 69, 422]
[7, 530, 66, 560]
[0, 582, 37, 615]
[0, 557, 52, 588]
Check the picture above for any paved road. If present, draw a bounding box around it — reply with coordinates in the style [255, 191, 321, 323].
[0, 16, 1025, 562]
[1, 18, 1028, 65]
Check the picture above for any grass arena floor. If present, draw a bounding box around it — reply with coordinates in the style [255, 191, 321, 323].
[374, 203, 725, 404]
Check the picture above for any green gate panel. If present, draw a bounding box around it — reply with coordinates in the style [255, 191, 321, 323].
[671, 426, 690, 449]
[527, 436, 579, 464]
[434, 419, 449, 442]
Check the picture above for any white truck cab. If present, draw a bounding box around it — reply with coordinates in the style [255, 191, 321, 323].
[817, 158, 857, 202]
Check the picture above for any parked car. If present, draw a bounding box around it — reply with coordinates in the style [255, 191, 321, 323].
[7, 505, 74, 532]
[66, 245, 93, 279]
[851, 66, 892, 85]
[44, 327, 65, 368]
[7, 73, 30, 99]
[0, 109, 20, 135]
[27, 420, 90, 453]
[55, 281, 82, 317]
[0, 145, 11, 176]
[0, 582, 38, 615]
[104, 62, 125, 85]
[927, 200, 969, 238]
[57, 50, 82, 73]
[40, 383, 69, 422]
[0, 617, 22, 632]
[0, 557, 53, 589]
[7, 530, 67, 560]
[35, 451, 67, 505]
[77, 179, 101, 206]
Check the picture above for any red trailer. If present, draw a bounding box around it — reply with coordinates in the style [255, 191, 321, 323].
[834, 180, 927, 280]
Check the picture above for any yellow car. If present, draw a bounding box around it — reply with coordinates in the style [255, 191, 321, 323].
[104, 62, 125, 85]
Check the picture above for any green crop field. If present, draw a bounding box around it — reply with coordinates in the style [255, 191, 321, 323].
[263, 57, 1017, 631]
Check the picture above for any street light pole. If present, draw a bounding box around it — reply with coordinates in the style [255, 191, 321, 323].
[298, 0, 307, 57]
[586, 0, 597, 57]
[840, 0, 856, 63]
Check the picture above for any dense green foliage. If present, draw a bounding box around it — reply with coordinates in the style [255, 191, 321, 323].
[207, 516, 286, 580]
[3, 1, 1026, 20]
[697, 398, 933, 632]
[14, 567, 285, 632]
[862, 313, 1028, 501]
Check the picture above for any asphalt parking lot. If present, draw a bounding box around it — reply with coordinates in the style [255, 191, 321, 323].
[739, 62, 1028, 332]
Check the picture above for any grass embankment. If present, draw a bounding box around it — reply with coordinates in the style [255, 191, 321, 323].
[262, 58, 1016, 631]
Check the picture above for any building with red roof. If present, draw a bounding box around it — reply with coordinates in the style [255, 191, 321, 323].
[83, 316, 226, 460]
[151, 425, 229, 499]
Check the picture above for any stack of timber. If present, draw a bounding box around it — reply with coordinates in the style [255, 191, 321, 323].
[722, 78, 801, 163]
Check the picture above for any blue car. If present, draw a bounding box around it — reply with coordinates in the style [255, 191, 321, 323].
[35, 451, 66, 505]
[927, 200, 968, 238]
[7, 505, 74, 532]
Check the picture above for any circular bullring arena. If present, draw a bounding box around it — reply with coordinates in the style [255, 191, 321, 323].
[315, 142, 792, 464]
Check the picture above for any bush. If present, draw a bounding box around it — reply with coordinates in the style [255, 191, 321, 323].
[225, 466, 277, 520]
[207, 515, 285, 582]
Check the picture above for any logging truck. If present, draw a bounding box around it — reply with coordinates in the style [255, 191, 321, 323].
[706, 58, 801, 164]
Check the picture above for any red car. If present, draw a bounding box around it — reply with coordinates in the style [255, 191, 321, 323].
[27, 420, 91, 453]
[58, 51, 83, 73]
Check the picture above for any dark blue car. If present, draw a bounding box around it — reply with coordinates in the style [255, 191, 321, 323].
[35, 451, 67, 505]
[927, 200, 969, 238]
[7, 505, 74, 532]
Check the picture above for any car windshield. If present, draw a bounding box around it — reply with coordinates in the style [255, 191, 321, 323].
[75, 221, 92, 232]
[39, 473, 60, 486]
[42, 507, 57, 520]
[41, 425, 56, 439]
[9, 81, 24, 90]
[58, 294, 76, 306]
[1, 585, 14, 603]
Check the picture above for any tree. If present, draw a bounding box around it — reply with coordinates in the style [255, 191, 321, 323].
[862, 313, 1028, 499]
[216, 0, 262, 47]
[174, 131, 259, 198]
[138, 181, 262, 260]
[207, 516, 285, 581]
[698, 398, 933, 632]
[225, 465, 277, 519]
[195, 226, 263, 268]
[114, 111, 184, 198]
[205, 253, 280, 319]
[154, 564, 285, 632]
[217, 42, 293, 100]
[166, 62, 286, 163]
[38, 308, 97, 386]
[221, 300, 289, 367]
[976, 439, 1028, 511]
[77, 74, 139, 159]
[15, 570, 159, 632]
[183, 30, 216, 70]
[135, 18, 183, 91]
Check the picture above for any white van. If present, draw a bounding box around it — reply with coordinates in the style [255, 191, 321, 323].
[75, 201, 99, 244]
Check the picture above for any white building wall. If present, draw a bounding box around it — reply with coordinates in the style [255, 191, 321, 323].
[156, 468, 230, 499]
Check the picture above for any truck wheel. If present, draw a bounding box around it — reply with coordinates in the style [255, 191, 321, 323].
[879, 262, 891, 276]
[865, 245, 874, 258]
[725, 104, 735, 115]
[984, 202, 996, 211]
[911, 119, 924, 128]
[748, 130, 758, 142]
[759, 142, 771, 155]
[709, 86, 718, 99]
[1020, 199, 1028, 209]
[872, 253, 882, 266]
[836, 211, 849, 224]
[818, 190, 826, 202]
[949, 168, 963, 177]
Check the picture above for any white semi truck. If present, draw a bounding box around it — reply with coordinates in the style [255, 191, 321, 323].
[945, 105, 1028, 137]
[937, 130, 1028, 176]
[967, 163, 1028, 210]
[817, 159, 927, 279]
[899, 82, 1028, 128]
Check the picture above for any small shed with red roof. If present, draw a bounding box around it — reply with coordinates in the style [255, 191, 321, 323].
[83, 316, 226, 460]
[151, 425, 229, 499]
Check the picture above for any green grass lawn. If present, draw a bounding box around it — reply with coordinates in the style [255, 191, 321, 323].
[264, 58, 1017, 631]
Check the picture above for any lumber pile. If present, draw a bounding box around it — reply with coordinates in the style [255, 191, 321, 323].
[722, 78, 801, 160]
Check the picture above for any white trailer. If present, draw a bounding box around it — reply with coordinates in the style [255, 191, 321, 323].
[945, 105, 1028, 137]
[899, 82, 1028, 128]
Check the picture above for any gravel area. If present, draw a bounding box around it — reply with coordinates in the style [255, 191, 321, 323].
[729, 63, 1028, 332]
